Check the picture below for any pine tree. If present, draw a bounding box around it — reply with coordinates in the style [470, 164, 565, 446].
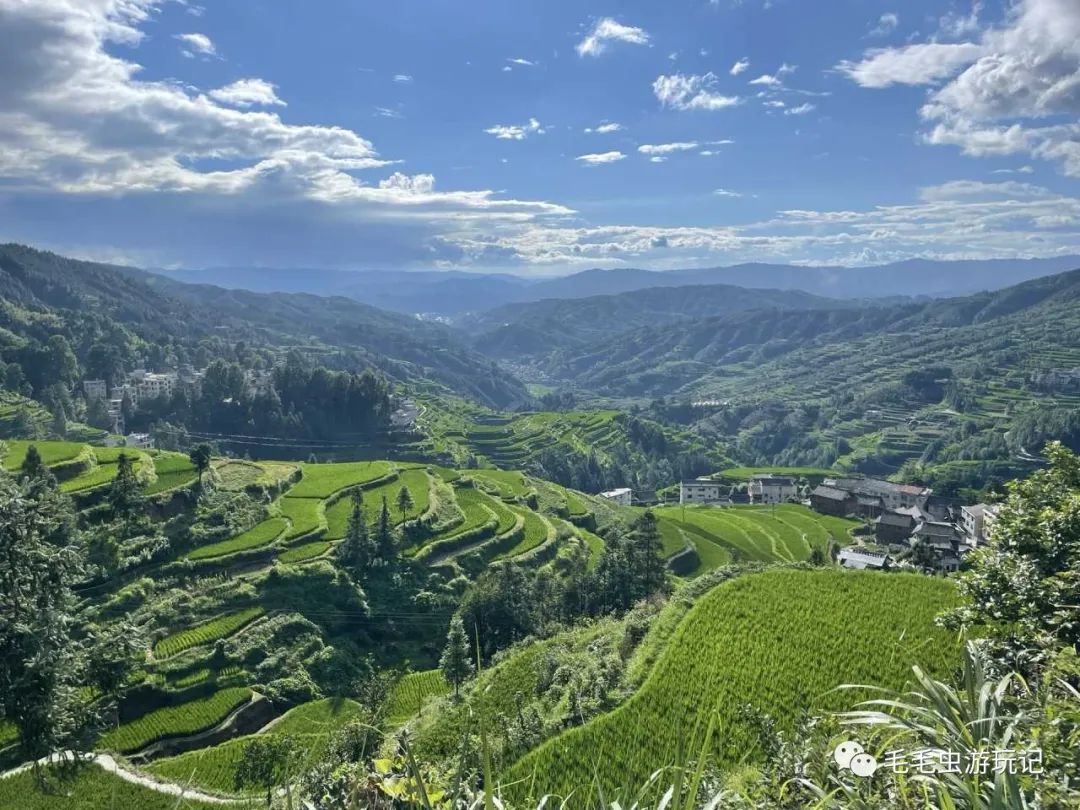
[439, 615, 473, 695]
[395, 484, 415, 526]
[338, 489, 374, 576]
[375, 495, 394, 562]
[51, 406, 67, 440]
[19, 445, 53, 486]
[108, 452, 144, 523]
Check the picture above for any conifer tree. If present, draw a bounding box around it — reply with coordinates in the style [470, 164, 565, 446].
[375, 495, 394, 562]
[338, 488, 374, 575]
[439, 615, 473, 695]
[395, 484, 414, 526]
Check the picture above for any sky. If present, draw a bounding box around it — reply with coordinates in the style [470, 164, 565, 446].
[1, 0, 1079, 275]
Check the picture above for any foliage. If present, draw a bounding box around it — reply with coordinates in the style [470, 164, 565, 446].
[439, 615, 474, 695]
[385, 670, 451, 726]
[235, 734, 297, 805]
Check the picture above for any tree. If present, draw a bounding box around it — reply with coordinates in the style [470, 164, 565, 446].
[235, 734, 297, 806]
[51, 406, 67, 440]
[189, 443, 213, 487]
[0, 475, 89, 762]
[85, 622, 144, 727]
[395, 484, 415, 526]
[375, 495, 394, 562]
[943, 441, 1080, 676]
[108, 452, 144, 523]
[86, 396, 113, 432]
[19, 445, 53, 486]
[439, 615, 473, 695]
[338, 489, 374, 576]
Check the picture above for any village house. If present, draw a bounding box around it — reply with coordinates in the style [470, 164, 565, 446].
[82, 379, 107, 401]
[873, 510, 916, 544]
[810, 484, 853, 516]
[827, 477, 932, 511]
[960, 503, 1001, 545]
[679, 478, 723, 504]
[838, 547, 891, 570]
[747, 473, 798, 504]
[599, 487, 633, 507]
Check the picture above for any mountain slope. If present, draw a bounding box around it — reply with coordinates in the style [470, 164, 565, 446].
[457, 283, 848, 359]
[0, 244, 529, 408]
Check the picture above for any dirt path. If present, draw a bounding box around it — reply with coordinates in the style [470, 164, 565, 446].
[1, 752, 246, 804]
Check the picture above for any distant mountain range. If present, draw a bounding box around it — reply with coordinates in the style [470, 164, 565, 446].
[156, 255, 1080, 316]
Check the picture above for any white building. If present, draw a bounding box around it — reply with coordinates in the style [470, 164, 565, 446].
[960, 504, 990, 545]
[134, 372, 177, 402]
[679, 478, 723, 504]
[599, 487, 633, 507]
[124, 432, 154, 449]
[838, 547, 890, 570]
[827, 477, 932, 511]
[747, 473, 798, 504]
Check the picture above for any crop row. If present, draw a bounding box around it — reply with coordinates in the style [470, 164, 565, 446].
[278, 541, 331, 563]
[287, 460, 394, 499]
[323, 469, 431, 539]
[154, 607, 265, 659]
[98, 687, 253, 754]
[385, 670, 450, 726]
[185, 517, 288, 561]
[505, 569, 962, 801]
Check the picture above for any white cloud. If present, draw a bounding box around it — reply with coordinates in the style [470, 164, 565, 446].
[764, 100, 786, 108]
[730, 58, 750, 76]
[576, 151, 626, 164]
[836, 42, 983, 88]
[869, 12, 899, 37]
[784, 103, 816, 115]
[649, 156, 666, 163]
[638, 142, 699, 155]
[841, 0, 1080, 177]
[507, 58, 536, 66]
[484, 118, 546, 140]
[175, 32, 216, 58]
[749, 74, 781, 86]
[918, 179, 1053, 202]
[585, 122, 623, 134]
[653, 73, 741, 111]
[378, 172, 435, 194]
[373, 106, 403, 119]
[992, 165, 1035, 174]
[576, 18, 650, 57]
[939, 2, 983, 38]
[392, 74, 413, 84]
[714, 188, 742, 197]
[208, 78, 285, 108]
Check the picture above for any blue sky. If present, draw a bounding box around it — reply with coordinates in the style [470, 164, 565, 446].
[1, 0, 1079, 274]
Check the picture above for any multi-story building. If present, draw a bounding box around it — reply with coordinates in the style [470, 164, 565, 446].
[747, 473, 798, 504]
[679, 478, 723, 504]
[82, 379, 108, 401]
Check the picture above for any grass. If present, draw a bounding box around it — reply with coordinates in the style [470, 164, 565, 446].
[98, 687, 253, 754]
[288, 461, 393, 499]
[505, 569, 963, 802]
[145, 698, 364, 796]
[0, 764, 240, 809]
[153, 608, 265, 659]
[278, 496, 324, 540]
[493, 506, 551, 559]
[278, 541, 331, 563]
[385, 670, 450, 726]
[144, 452, 197, 495]
[471, 469, 532, 499]
[184, 518, 288, 561]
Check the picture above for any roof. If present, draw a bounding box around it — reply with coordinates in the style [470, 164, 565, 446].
[961, 504, 987, 517]
[857, 496, 883, 507]
[827, 476, 931, 498]
[915, 520, 957, 538]
[750, 473, 796, 485]
[811, 485, 849, 501]
[600, 488, 632, 498]
[875, 511, 913, 528]
[838, 548, 890, 569]
[680, 480, 721, 487]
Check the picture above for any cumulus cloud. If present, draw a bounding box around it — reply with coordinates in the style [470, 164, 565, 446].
[653, 73, 741, 111]
[576, 151, 626, 164]
[175, 32, 216, 58]
[638, 142, 699, 155]
[484, 118, 546, 140]
[208, 78, 286, 108]
[576, 18, 650, 57]
[730, 58, 750, 76]
[839, 0, 1080, 176]
[585, 122, 623, 134]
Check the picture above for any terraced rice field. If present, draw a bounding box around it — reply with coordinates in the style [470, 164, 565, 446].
[145, 698, 364, 796]
[278, 541, 332, 563]
[0, 764, 233, 810]
[144, 452, 198, 495]
[278, 497, 324, 540]
[185, 518, 288, 561]
[323, 468, 431, 539]
[494, 505, 552, 559]
[287, 460, 393, 499]
[154, 608, 265, 659]
[98, 687, 253, 754]
[1, 439, 86, 470]
[505, 569, 962, 802]
[385, 670, 451, 726]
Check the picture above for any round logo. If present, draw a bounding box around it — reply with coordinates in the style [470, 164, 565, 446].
[850, 752, 879, 778]
[833, 741, 863, 769]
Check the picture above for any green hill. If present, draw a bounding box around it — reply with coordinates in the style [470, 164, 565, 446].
[502, 568, 963, 804]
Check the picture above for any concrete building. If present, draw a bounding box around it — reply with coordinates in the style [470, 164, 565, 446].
[599, 487, 633, 507]
[679, 478, 723, 504]
[747, 473, 798, 504]
[124, 432, 154, 449]
[960, 503, 1001, 545]
[134, 372, 177, 402]
[827, 477, 932, 511]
